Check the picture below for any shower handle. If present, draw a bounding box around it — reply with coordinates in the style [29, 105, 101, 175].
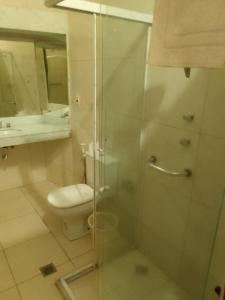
[148, 156, 192, 177]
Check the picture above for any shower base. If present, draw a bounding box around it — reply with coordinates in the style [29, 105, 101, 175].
[99, 249, 193, 300]
[56, 249, 193, 300]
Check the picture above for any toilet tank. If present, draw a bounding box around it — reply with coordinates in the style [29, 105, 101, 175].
[86, 151, 118, 194]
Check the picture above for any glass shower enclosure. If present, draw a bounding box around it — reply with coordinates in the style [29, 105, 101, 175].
[45, 1, 225, 300]
[96, 2, 225, 300]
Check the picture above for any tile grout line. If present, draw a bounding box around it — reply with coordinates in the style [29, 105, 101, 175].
[49, 230, 94, 270]
[1, 248, 23, 299]
[2, 232, 51, 252]
[15, 259, 72, 286]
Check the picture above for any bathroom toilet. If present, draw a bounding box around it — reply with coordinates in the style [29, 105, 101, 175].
[47, 149, 118, 240]
[48, 184, 94, 240]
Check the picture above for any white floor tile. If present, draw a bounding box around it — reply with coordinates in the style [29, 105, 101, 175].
[53, 231, 93, 259]
[0, 188, 34, 223]
[6, 233, 68, 283]
[0, 251, 15, 292]
[0, 213, 49, 248]
[0, 287, 20, 300]
[18, 262, 75, 300]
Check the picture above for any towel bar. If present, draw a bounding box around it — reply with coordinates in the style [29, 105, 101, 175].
[148, 156, 192, 177]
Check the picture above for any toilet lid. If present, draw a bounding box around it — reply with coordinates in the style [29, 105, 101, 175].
[48, 184, 94, 209]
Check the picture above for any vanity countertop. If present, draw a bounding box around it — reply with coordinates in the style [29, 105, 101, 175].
[0, 114, 71, 148]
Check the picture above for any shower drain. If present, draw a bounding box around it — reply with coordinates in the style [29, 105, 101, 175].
[40, 263, 57, 277]
[135, 264, 149, 275]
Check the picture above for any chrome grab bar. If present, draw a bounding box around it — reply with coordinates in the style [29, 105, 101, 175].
[148, 156, 192, 177]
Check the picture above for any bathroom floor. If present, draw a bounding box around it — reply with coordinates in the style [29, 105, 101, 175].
[0, 181, 195, 300]
[0, 180, 96, 300]
[98, 249, 193, 300]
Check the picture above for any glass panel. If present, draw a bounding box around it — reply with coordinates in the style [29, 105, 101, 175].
[97, 3, 225, 300]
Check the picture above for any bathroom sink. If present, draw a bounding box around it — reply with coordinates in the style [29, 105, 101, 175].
[0, 128, 23, 136]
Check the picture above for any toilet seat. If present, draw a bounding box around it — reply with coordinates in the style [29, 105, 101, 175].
[48, 184, 94, 209]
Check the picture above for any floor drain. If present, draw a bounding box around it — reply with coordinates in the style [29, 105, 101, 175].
[40, 263, 57, 277]
[135, 264, 149, 275]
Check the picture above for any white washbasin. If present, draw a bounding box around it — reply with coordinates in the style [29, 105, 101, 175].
[0, 128, 23, 136]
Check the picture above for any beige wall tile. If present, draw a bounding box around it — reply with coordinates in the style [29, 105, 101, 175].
[139, 223, 182, 280]
[201, 68, 225, 138]
[178, 201, 218, 300]
[71, 111, 93, 144]
[204, 205, 225, 300]
[21, 181, 62, 232]
[45, 139, 73, 170]
[102, 58, 145, 119]
[141, 174, 190, 250]
[0, 143, 47, 191]
[68, 11, 94, 61]
[136, 66, 225, 294]
[21, 181, 58, 217]
[144, 67, 208, 132]
[0, 0, 27, 7]
[102, 17, 148, 60]
[27, 143, 47, 182]
[0, 146, 30, 190]
[25, 0, 56, 11]
[192, 135, 225, 210]
[46, 161, 76, 186]
[45, 139, 78, 186]
[69, 60, 92, 112]
[142, 122, 198, 198]
[104, 113, 141, 158]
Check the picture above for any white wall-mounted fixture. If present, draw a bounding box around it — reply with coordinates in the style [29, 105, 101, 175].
[45, 0, 153, 24]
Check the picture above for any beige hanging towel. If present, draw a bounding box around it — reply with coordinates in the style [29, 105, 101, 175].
[149, 0, 225, 68]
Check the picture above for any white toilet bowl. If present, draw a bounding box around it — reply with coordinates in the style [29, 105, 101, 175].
[47, 147, 118, 241]
[48, 184, 94, 240]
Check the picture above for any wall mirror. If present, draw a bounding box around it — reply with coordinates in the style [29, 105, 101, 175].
[0, 32, 68, 118]
[0, 29, 71, 148]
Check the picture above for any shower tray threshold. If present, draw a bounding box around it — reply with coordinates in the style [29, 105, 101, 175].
[56, 263, 97, 300]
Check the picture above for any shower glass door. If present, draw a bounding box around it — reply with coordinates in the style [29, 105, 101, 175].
[96, 2, 225, 300]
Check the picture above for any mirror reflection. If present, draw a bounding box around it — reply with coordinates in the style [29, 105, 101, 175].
[0, 38, 68, 118]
